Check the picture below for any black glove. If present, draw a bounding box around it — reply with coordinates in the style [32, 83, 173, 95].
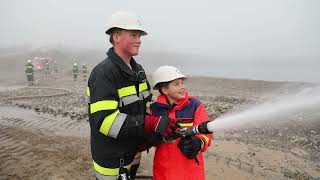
[162, 123, 181, 143]
[136, 132, 163, 152]
[145, 132, 163, 145]
[178, 136, 202, 159]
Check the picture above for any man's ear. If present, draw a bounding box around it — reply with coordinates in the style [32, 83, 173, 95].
[113, 32, 120, 43]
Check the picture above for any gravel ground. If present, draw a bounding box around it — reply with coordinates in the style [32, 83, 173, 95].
[0, 69, 319, 179]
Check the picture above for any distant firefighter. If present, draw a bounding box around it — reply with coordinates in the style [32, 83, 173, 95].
[82, 63, 88, 82]
[73, 62, 79, 81]
[53, 61, 58, 73]
[45, 62, 51, 75]
[25, 60, 34, 86]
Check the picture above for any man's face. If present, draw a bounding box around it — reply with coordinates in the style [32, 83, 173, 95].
[113, 30, 142, 57]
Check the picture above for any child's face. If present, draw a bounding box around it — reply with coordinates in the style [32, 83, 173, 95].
[161, 78, 186, 103]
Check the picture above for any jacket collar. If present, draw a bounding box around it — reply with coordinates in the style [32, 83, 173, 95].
[107, 48, 140, 81]
[155, 91, 191, 111]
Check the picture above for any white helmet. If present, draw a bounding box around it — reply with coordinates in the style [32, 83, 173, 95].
[105, 11, 147, 36]
[27, 60, 32, 63]
[152, 66, 187, 89]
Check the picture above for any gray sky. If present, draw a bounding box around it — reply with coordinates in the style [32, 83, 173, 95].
[1, 0, 320, 58]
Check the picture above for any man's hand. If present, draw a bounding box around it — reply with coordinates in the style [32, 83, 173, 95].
[177, 136, 202, 159]
[137, 132, 163, 151]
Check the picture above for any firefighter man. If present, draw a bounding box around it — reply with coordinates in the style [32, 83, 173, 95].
[87, 11, 174, 180]
[25, 60, 34, 86]
[45, 62, 50, 75]
[82, 63, 88, 81]
[73, 62, 79, 81]
[53, 61, 58, 73]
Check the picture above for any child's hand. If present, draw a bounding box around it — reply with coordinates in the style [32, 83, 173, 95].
[177, 136, 202, 159]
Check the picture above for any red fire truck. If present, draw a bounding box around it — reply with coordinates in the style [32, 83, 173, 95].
[31, 57, 52, 70]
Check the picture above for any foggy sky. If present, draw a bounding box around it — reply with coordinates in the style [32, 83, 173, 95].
[1, 0, 320, 58]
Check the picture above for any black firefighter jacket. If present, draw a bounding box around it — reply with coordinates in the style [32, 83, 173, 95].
[87, 48, 152, 175]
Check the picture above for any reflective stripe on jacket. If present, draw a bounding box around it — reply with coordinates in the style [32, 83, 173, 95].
[87, 48, 152, 175]
[151, 92, 213, 180]
[73, 66, 78, 74]
[82, 66, 88, 74]
[25, 63, 34, 73]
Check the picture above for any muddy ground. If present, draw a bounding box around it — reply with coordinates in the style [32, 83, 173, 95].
[0, 67, 320, 180]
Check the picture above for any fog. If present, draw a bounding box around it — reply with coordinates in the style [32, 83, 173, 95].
[1, 0, 320, 82]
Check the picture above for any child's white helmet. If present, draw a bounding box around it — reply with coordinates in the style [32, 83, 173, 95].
[152, 66, 186, 89]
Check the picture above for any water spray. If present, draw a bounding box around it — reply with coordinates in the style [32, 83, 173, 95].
[178, 85, 320, 137]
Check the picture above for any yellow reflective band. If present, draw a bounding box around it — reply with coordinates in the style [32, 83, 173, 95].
[139, 82, 148, 92]
[146, 101, 150, 108]
[93, 161, 132, 176]
[86, 87, 90, 97]
[118, 86, 137, 98]
[90, 100, 118, 114]
[178, 122, 194, 127]
[200, 134, 210, 143]
[99, 110, 120, 136]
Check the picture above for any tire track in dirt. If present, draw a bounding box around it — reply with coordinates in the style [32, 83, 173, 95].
[0, 105, 89, 137]
[0, 105, 93, 179]
[0, 123, 93, 180]
[0, 125, 41, 179]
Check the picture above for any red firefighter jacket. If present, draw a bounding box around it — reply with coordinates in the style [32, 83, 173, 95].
[150, 92, 213, 180]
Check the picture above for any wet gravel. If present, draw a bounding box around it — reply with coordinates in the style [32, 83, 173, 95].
[1, 75, 319, 179]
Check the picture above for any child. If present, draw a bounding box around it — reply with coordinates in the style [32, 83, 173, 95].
[150, 65, 213, 180]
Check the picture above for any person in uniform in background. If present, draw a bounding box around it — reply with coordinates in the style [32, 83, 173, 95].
[73, 62, 79, 81]
[53, 61, 58, 73]
[45, 62, 51, 75]
[25, 60, 34, 86]
[82, 63, 88, 81]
